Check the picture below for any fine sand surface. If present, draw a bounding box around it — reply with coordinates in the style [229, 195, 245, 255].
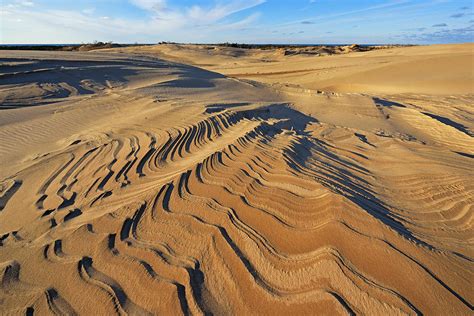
[0, 44, 473, 315]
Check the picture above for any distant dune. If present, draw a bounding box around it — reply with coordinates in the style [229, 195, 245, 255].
[113, 43, 474, 95]
[0, 44, 472, 315]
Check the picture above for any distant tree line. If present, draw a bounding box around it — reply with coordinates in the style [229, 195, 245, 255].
[0, 41, 153, 51]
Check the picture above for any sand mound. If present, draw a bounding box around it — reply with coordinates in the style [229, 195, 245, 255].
[0, 45, 472, 314]
[124, 43, 473, 95]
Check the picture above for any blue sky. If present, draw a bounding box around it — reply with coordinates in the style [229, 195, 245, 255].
[1, 0, 473, 44]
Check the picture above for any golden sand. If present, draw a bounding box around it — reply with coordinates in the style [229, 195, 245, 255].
[0, 44, 473, 315]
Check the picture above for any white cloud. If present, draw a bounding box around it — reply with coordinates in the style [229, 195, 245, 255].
[1, 0, 266, 43]
[186, 0, 265, 22]
[215, 12, 261, 30]
[129, 0, 265, 23]
[130, 0, 166, 11]
[19, 0, 34, 6]
[82, 8, 95, 15]
[8, 0, 34, 6]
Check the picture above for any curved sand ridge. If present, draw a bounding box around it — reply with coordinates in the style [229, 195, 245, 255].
[0, 46, 473, 315]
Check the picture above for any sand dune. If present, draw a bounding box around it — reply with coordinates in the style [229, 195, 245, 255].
[0, 44, 473, 315]
[118, 43, 474, 95]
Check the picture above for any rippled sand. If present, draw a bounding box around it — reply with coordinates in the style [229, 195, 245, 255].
[0, 44, 473, 315]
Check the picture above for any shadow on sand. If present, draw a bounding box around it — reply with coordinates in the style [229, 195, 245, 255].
[0, 54, 226, 109]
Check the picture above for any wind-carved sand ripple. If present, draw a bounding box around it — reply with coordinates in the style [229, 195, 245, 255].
[0, 49, 472, 315]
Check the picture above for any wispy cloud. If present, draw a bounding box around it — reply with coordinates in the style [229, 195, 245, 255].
[17, 0, 34, 6]
[1, 0, 266, 43]
[400, 24, 474, 43]
[280, 0, 412, 26]
[129, 0, 265, 24]
[2, 0, 473, 44]
[130, 0, 166, 11]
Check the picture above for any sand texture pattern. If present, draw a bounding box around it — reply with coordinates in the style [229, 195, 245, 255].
[0, 44, 473, 315]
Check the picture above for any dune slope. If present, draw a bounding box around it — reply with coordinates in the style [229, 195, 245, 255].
[0, 45, 473, 315]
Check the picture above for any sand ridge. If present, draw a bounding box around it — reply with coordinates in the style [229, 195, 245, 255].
[115, 43, 474, 95]
[0, 44, 473, 315]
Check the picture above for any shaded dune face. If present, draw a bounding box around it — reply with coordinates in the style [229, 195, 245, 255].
[0, 48, 473, 315]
